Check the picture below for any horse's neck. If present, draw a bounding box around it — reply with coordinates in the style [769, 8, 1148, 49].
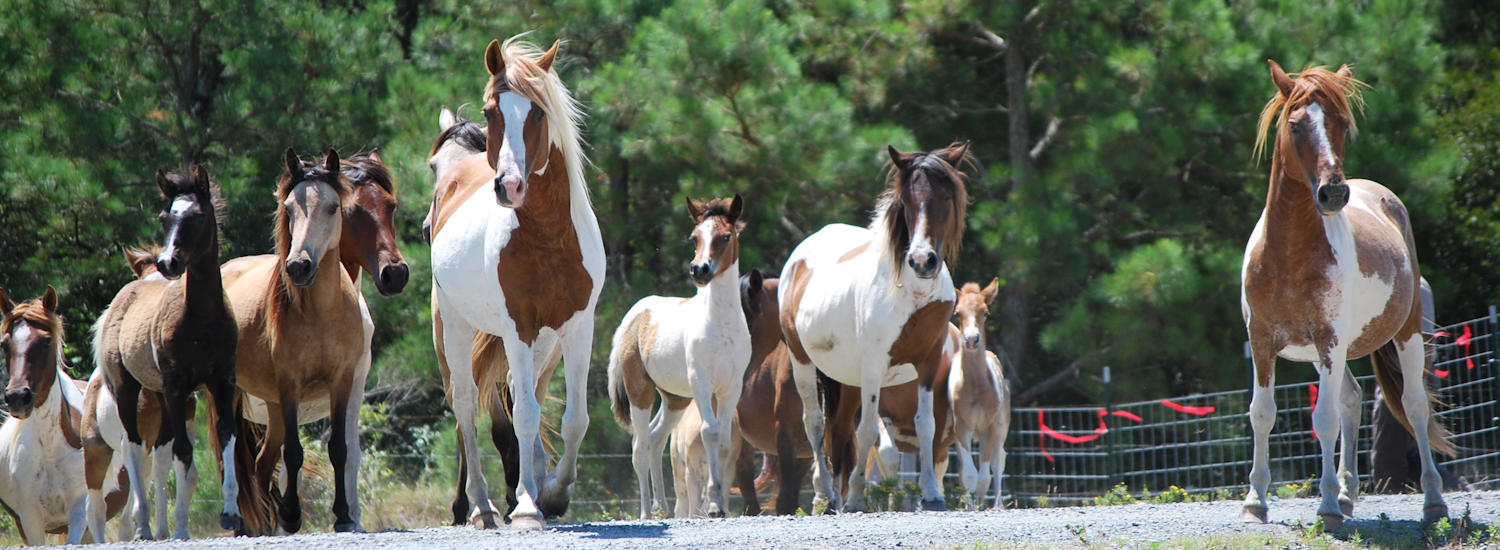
[696, 262, 743, 314]
[1263, 155, 1331, 251]
[959, 344, 991, 381]
[515, 153, 591, 241]
[341, 257, 363, 288]
[183, 241, 228, 316]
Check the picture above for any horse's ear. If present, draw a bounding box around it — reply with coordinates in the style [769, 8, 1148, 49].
[324, 148, 341, 174]
[0, 287, 12, 318]
[939, 141, 971, 168]
[191, 164, 211, 192]
[728, 193, 744, 222]
[155, 169, 171, 198]
[887, 145, 908, 170]
[1268, 59, 1295, 98]
[747, 269, 763, 294]
[685, 196, 704, 222]
[537, 40, 560, 73]
[40, 285, 57, 312]
[1336, 64, 1354, 84]
[440, 107, 457, 131]
[284, 148, 302, 177]
[369, 149, 383, 163]
[485, 39, 504, 76]
[981, 277, 1000, 305]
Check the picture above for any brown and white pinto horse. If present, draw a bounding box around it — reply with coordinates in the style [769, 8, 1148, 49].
[92, 166, 243, 539]
[221, 149, 365, 534]
[608, 195, 751, 519]
[779, 143, 972, 512]
[1241, 61, 1452, 529]
[0, 287, 102, 544]
[218, 151, 406, 534]
[429, 36, 603, 530]
[946, 279, 1009, 509]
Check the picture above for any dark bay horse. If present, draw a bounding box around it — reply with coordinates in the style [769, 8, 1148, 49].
[1241, 61, 1452, 529]
[779, 143, 973, 512]
[92, 166, 242, 538]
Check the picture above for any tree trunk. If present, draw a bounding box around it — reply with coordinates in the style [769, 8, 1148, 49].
[998, 16, 1032, 372]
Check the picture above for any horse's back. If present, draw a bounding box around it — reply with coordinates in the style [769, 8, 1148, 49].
[98, 278, 170, 389]
[627, 296, 694, 397]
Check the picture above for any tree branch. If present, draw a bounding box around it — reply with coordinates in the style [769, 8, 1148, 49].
[973, 24, 1007, 52]
[1016, 356, 1085, 406]
[1028, 116, 1060, 162]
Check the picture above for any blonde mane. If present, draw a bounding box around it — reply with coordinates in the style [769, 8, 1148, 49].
[1254, 65, 1367, 162]
[483, 35, 594, 233]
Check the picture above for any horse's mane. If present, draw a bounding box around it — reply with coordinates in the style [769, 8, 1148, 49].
[341, 152, 395, 194]
[871, 143, 973, 274]
[429, 110, 488, 157]
[483, 35, 593, 225]
[693, 197, 745, 227]
[1254, 65, 1367, 161]
[268, 156, 354, 338]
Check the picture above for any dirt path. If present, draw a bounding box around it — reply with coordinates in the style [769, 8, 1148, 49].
[71, 491, 1500, 549]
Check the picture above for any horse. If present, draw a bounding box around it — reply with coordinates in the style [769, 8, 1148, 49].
[608, 194, 751, 519]
[945, 279, 1009, 509]
[91, 165, 243, 539]
[428, 36, 604, 530]
[1241, 60, 1453, 529]
[779, 142, 972, 512]
[0, 286, 105, 544]
[217, 150, 406, 534]
[220, 149, 365, 534]
[82, 248, 187, 542]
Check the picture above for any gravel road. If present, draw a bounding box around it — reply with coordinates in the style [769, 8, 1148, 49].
[65, 491, 1500, 549]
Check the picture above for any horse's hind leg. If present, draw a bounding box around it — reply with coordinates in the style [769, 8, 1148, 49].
[451, 428, 470, 525]
[113, 376, 153, 539]
[790, 358, 837, 513]
[1395, 332, 1449, 523]
[1336, 368, 1362, 516]
[205, 376, 242, 534]
[1312, 353, 1349, 529]
[629, 402, 657, 519]
[488, 391, 521, 519]
[436, 304, 500, 529]
[734, 436, 761, 516]
[275, 393, 304, 534]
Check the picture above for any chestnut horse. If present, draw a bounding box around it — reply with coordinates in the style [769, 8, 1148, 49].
[429, 36, 604, 530]
[946, 279, 1009, 509]
[92, 165, 242, 539]
[780, 143, 972, 512]
[609, 195, 751, 518]
[1241, 61, 1452, 529]
[218, 151, 406, 534]
[222, 149, 365, 533]
[0, 286, 106, 544]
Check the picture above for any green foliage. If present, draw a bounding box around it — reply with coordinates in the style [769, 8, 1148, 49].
[1091, 483, 1137, 506]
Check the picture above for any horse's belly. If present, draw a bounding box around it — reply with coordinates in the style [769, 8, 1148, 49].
[644, 337, 692, 398]
[242, 394, 332, 425]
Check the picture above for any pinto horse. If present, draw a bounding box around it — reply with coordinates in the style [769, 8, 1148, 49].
[221, 149, 365, 534]
[429, 36, 604, 530]
[92, 166, 242, 539]
[1241, 61, 1452, 529]
[0, 287, 111, 544]
[218, 151, 406, 534]
[609, 195, 752, 518]
[946, 279, 1009, 509]
[780, 142, 972, 512]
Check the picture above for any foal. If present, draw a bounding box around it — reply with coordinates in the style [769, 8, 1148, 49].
[0, 287, 99, 544]
[946, 279, 1009, 509]
[609, 195, 752, 518]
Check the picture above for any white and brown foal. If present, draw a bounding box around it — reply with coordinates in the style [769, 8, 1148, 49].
[946, 279, 1009, 509]
[608, 195, 752, 519]
[1241, 61, 1452, 529]
[780, 143, 972, 512]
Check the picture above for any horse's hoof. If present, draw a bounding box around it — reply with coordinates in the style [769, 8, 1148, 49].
[1423, 504, 1450, 526]
[173, 530, 190, 541]
[1320, 513, 1344, 531]
[920, 498, 947, 512]
[509, 512, 544, 531]
[1240, 504, 1268, 523]
[279, 498, 303, 534]
[471, 511, 501, 530]
[221, 513, 243, 533]
[334, 521, 364, 533]
[538, 495, 571, 520]
[1338, 497, 1354, 517]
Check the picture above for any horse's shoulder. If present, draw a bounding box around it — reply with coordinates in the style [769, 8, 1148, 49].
[430, 154, 495, 239]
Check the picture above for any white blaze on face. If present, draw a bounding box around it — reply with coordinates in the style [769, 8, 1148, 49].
[1306, 102, 1334, 174]
[496, 91, 532, 179]
[693, 219, 716, 267]
[160, 195, 196, 260]
[962, 312, 981, 346]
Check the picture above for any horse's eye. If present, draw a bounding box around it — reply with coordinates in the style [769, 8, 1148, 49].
[1290, 121, 1305, 135]
[325, 204, 339, 216]
[716, 234, 730, 244]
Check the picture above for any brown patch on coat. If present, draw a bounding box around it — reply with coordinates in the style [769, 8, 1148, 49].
[888, 300, 956, 388]
[495, 146, 593, 344]
[837, 241, 870, 264]
[616, 311, 665, 407]
[779, 260, 814, 365]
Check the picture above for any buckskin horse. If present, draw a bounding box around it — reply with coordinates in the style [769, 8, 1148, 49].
[779, 143, 973, 512]
[428, 36, 604, 530]
[1241, 61, 1452, 529]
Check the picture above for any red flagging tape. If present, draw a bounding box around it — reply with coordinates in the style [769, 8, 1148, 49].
[1110, 410, 1143, 422]
[1159, 399, 1215, 416]
[1460, 324, 1475, 370]
[1309, 384, 1320, 440]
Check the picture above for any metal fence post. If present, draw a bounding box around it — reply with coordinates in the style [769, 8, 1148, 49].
[1104, 366, 1115, 488]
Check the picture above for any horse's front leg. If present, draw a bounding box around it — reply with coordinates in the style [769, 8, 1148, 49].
[540, 325, 593, 518]
[161, 385, 199, 540]
[1241, 339, 1277, 523]
[789, 356, 836, 513]
[436, 302, 498, 529]
[842, 366, 883, 513]
[952, 421, 978, 509]
[112, 375, 153, 540]
[500, 331, 544, 530]
[914, 383, 946, 511]
[688, 365, 727, 518]
[1395, 331, 1449, 524]
[328, 363, 362, 532]
[1336, 368, 1362, 517]
[205, 374, 243, 535]
[275, 388, 304, 534]
[1312, 352, 1349, 530]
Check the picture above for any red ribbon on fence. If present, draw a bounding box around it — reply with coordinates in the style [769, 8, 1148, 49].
[1110, 410, 1143, 422]
[1309, 384, 1320, 440]
[1459, 324, 1476, 371]
[1159, 399, 1215, 416]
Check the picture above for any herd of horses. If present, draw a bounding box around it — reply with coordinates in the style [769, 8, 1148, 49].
[0, 33, 1457, 544]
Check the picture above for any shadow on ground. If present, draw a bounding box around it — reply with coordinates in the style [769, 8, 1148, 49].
[551, 521, 670, 540]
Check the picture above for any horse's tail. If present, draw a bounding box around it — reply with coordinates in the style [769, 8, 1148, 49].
[607, 308, 642, 428]
[473, 332, 508, 422]
[205, 391, 279, 534]
[1370, 339, 1457, 457]
[123, 245, 163, 279]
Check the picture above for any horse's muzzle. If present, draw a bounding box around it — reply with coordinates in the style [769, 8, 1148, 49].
[377, 262, 410, 296]
[689, 262, 715, 286]
[3, 387, 33, 418]
[495, 175, 527, 208]
[907, 250, 940, 279]
[1315, 181, 1349, 215]
[285, 257, 318, 287]
[156, 254, 185, 279]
